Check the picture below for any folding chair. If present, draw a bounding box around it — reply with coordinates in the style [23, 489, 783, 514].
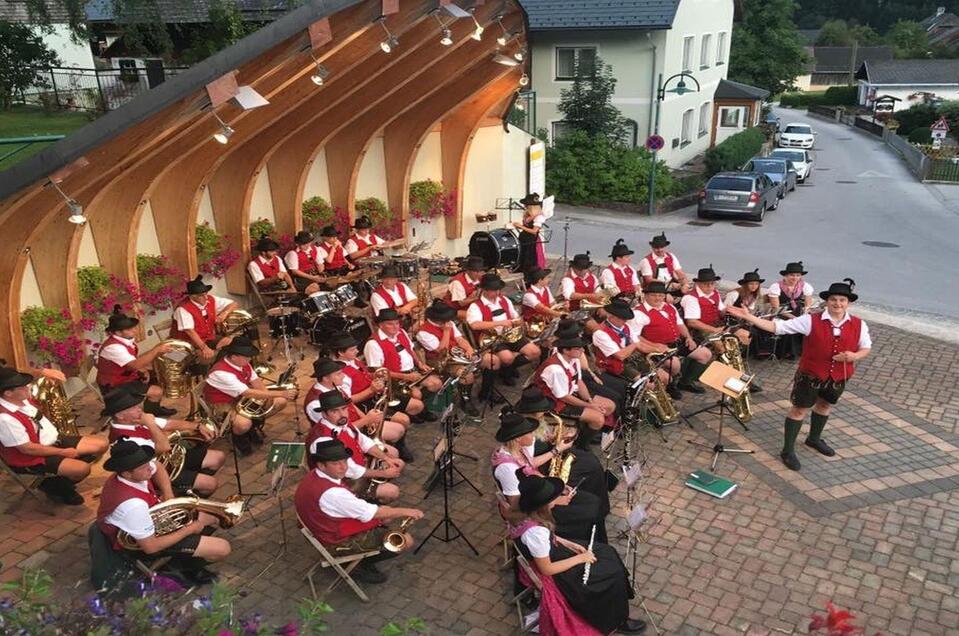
[1, 460, 45, 504]
[296, 512, 380, 602]
[495, 492, 515, 568]
[512, 546, 543, 633]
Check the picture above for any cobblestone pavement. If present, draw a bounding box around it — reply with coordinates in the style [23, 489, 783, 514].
[2, 321, 958, 635]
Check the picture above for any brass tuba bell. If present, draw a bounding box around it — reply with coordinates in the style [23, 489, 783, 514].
[153, 339, 197, 399]
[30, 377, 79, 437]
[117, 494, 245, 551]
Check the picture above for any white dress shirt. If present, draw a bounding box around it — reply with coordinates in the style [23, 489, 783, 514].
[314, 468, 378, 521]
[560, 272, 596, 300]
[592, 322, 639, 358]
[520, 525, 552, 558]
[109, 417, 170, 450]
[345, 233, 384, 255]
[680, 287, 726, 321]
[247, 255, 288, 283]
[0, 397, 59, 447]
[98, 334, 138, 367]
[522, 285, 556, 309]
[767, 281, 814, 300]
[416, 321, 463, 351]
[466, 295, 519, 334]
[628, 301, 684, 332]
[638, 252, 683, 282]
[448, 274, 482, 303]
[284, 247, 319, 273]
[173, 296, 233, 331]
[370, 282, 417, 315]
[205, 359, 259, 398]
[774, 312, 872, 349]
[313, 417, 376, 480]
[364, 329, 416, 371]
[540, 355, 581, 400]
[724, 290, 760, 312]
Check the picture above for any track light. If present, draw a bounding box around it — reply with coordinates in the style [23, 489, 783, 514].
[211, 112, 233, 144]
[441, 28, 453, 46]
[470, 9, 483, 40]
[519, 73, 529, 86]
[496, 17, 508, 46]
[310, 56, 330, 86]
[47, 179, 87, 224]
[377, 17, 398, 53]
[494, 53, 520, 66]
[514, 48, 526, 62]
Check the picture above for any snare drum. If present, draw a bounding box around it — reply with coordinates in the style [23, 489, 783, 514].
[469, 228, 520, 271]
[268, 312, 300, 338]
[391, 255, 419, 280]
[303, 291, 336, 317]
[420, 255, 451, 271]
[331, 283, 358, 308]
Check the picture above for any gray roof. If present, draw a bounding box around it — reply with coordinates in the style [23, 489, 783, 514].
[922, 10, 959, 30]
[521, 0, 680, 30]
[714, 78, 769, 101]
[85, 0, 289, 23]
[811, 46, 893, 73]
[857, 59, 959, 85]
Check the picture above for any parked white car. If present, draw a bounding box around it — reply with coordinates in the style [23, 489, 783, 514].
[769, 148, 813, 182]
[778, 123, 816, 149]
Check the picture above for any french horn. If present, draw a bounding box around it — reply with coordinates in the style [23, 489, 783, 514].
[117, 494, 245, 551]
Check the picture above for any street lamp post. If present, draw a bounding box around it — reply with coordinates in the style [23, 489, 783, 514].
[647, 72, 701, 216]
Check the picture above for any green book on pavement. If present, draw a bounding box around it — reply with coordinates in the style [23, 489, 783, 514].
[685, 470, 737, 499]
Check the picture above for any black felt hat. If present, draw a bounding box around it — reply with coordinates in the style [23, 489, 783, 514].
[479, 273, 506, 290]
[313, 358, 345, 379]
[0, 367, 34, 392]
[649, 232, 670, 248]
[352, 216, 373, 229]
[554, 336, 587, 350]
[294, 231, 315, 245]
[462, 256, 487, 272]
[104, 439, 155, 473]
[106, 305, 139, 332]
[642, 281, 668, 295]
[186, 275, 213, 295]
[319, 225, 339, 237]
[780, 261, 807, 276]
[425, 299, 457, 322]
[819, 279, 858, 302]
[513, 387, 552, 414]
[519, 193, 542, 206]
[100, 388, 146, 417]
[738, 269, 765, 285]
[495, 413, 540, 443]
[315, 390, 351, 412]
[380, 265, 401, 279]
[374, 308, 402, 323]
[525, 267, 551, 285]
[605, 300, 634, 320]
[327, 332, 359, 352]
[256, 237, 280, 252]
[224, 336, 260, 357]
[569, 253, 593, 270]
[609, 239, 634, 258]
[518, 472, 566, 513]
[693, 265, 721, 283]
[309, 438, 353, 462]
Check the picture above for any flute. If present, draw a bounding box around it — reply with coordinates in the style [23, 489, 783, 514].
[582, 524, 596, 584]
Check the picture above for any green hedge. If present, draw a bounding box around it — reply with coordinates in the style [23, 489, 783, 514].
[908, 127, 932, 144]
[779, 86, 857, 108]
[704, 127, 766, 176]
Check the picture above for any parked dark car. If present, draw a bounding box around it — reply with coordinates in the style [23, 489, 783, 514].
[698, 172, 780, 222]
[741, 157, 797, 197]
[763, 111, 781, 132]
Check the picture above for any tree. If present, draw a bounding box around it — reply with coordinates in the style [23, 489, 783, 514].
[815, 19, 881, 46]
[0, 21, 61, 110]
[728, 0, 808, 95]
[556, 55, 630, 143]
[886, 20, 930, 58]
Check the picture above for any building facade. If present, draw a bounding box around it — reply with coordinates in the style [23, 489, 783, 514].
[856, 59, 959, 112]
[524, 0, 735, 167]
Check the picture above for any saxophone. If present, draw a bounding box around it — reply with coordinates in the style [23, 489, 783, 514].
[715, 335, 752, 423]
[117, 494, 245, 551]
[30, 377, 79, 437]
[643, 351, 679, 425]
[542, 413, 574, 483]
[235, 362, 298, 419]
[153, 339, 197, 399]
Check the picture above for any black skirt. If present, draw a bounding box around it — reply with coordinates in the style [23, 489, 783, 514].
[566, 448, 611, 519]
[517, 221, 538, 274]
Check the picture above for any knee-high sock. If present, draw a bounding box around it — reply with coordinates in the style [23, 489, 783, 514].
[807, 412, 829, 442]
[783, 417, 803, 455]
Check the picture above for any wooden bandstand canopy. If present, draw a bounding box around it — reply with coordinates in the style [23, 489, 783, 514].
[0, 0, 529, 367]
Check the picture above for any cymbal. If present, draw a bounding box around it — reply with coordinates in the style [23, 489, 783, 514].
[266, 306, 298, 317]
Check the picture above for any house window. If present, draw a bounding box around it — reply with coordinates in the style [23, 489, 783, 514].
[682, 36, 694, 73]
[118, 59, 139, 83]
[698, 102, 711, 137]
[551, 120, 574, 142]
[716, 32, 727, 65]
[555, 47, 597, 80]
[700, 34, 712, 69]
[681, 108, 694, 145]
[720, 107, 743, 128]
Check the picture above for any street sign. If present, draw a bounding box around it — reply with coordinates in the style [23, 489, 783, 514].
[931, 116, 950, 133]
[645, 134, 665, 151]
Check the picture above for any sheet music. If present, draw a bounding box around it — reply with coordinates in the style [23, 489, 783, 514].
[542, 195, 555, 220]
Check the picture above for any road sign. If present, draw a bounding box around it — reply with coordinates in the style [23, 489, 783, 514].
[931, 116, 950, 132]
[645, 134, 665, 151]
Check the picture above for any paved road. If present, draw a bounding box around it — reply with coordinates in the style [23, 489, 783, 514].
[546, 106, 959, 320]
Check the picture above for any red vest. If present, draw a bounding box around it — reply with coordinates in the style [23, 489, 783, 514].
[373, 330, 414, 373]
[203, 359, 253, 404]
[288, 247, 318, 275]
[96, 335, 145, 388]
[444, 272, 479, 309]
[253, 255, 282, 280]
[644, 253, 676, 281]
[349, 233, 379, 252]
[470, 297, 512, 336]
[534, 355, 578, 413]
[0, 402, 45, 467]
[321, 242, 348, 270]
[295, 469, 382, 545]
[340, 359, 372, 396]
[521, 286, 552, 321]
[304, 419, 364, 469]
[416, 320, 448, 362]
[604, 264, 636, 294]
[593, 323, 629, 375]
[96, 475, 160, 550]
[372, 284, 409, 310]
[693, 291, 723, 327]
[564, 273, 597, 310]
[170, 297, 217, 342]
[108, 421, 154, 444]
[798, 314, 863, 382]
[637, 304, 681, 345]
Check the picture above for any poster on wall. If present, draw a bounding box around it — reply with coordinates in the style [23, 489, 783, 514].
[528, 141, 546, 197]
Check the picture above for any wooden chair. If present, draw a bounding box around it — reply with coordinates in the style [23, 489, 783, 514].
[495, 491, 515, 568]
[512, 545, 543, 633]
[296, 512, 380, 602]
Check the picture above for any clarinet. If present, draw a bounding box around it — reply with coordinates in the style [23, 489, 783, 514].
[582, 524, 597, 584]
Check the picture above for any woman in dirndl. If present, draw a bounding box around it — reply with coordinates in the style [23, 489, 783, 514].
[513, 193, 547, 273]
[514, 472, 646, 635]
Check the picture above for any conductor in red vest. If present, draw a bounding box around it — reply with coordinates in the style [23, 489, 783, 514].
[0, 366, 107, 505]
[96, 439, 230, 580]
[248, 237, 295, 292]
[170, 276, 238, 364]
[729, 280, 872, 471]
[295, 438, 424, 584]
[96, 305, 176, 417]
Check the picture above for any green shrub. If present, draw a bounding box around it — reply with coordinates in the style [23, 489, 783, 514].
[76, 265, 110, 301]
[908, 127, 932, 144]
[704, 127, 766, 176]
[194, 222, 221, 264]
[248, 217, 274, 241]
[823, 86, 858, 105]
[301, 196, 336, 234]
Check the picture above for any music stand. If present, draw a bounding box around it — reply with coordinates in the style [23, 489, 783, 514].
[686, 362, 755, 472]
[683, 356, 753, 432]
[415, 405, 480, 556]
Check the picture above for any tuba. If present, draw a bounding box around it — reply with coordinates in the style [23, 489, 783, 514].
[30, 377, 79, 437]
[235, 363, 298, 419]
[642, 352, 679, 426]
[383, 517, 416, 553]
[153, 339, 197, 399]
[712, 334, 752, 423]
[117, 494, 245, 551]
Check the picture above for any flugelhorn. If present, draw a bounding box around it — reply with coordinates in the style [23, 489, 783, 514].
[117, 494, 245, 551]
[383, 517, 416, 553]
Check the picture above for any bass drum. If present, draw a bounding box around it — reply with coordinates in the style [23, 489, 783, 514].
[309, 314, 373, 350]
[469, 229, 519, 271]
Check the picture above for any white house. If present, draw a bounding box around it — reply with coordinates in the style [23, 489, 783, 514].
[856, 59, 959, 112]
[0, 2, 96, 69]
[523, 0, 735, 167]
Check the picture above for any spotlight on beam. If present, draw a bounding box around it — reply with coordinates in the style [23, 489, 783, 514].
[212, 111, 234, 144]
[494, 53, 520, 66]
[469, 8, 483, 41]
[519, 73, 530, 87]
[377, 16, 399, 54]
[431, 10, 453, 46]
[46, 179, 87, 224]
[496, 17, 509, 46]
[310, 56, 330, 86]
[514, 48, 526, 62]
[441, 28, 453, 46]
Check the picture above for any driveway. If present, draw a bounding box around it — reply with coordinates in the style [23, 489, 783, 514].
[546, 107, 959, 320]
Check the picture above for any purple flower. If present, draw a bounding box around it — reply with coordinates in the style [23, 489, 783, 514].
[152, 574, 184, 594]
[88, 595, 107, 617]
[276, 623, 299, 636]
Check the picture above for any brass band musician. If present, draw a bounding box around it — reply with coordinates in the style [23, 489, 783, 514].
[415, 300, 481, 417]
[248, 237, 295, 292]
[169, 276, 238, 364]
[442, 255, 486, 322]
[283, 231, 324, 294]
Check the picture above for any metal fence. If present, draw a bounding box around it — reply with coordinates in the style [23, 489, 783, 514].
[853, 116, 884, 137]
[926, 158, 959, 182]
[17, 65, 187, 113]
[884, 132, 931, 180]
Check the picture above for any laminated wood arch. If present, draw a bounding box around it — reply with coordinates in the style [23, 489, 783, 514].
[0, 0, 530, 367]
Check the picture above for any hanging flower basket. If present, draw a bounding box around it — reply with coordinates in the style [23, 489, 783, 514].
[355, 196, 402, 239]
[409, 180, 456, 224]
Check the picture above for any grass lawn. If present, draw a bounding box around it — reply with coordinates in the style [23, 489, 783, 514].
[0, 105, 92, 171]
